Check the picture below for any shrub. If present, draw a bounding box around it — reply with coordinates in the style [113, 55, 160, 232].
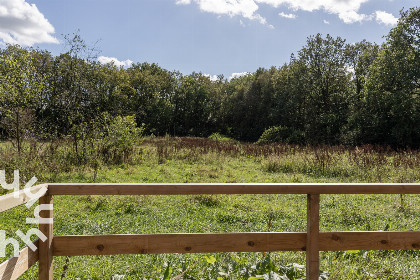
[257, 126, 305, 144]
[208, 132, 234, 142]
[99, 115, 144, 164]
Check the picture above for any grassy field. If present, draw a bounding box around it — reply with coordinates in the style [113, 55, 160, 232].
[1, 137, 419, 279]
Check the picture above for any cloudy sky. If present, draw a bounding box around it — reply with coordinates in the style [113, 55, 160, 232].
[0, 0, 417, 79]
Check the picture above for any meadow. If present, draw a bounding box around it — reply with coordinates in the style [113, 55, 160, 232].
[1, 137, 419, 279]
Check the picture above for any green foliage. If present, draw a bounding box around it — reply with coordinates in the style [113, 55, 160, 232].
[0, 137, 419, 278]
[354, 7, 420, 147]
[163, 263, 172, 280]
[257, 126, 305, 145]
[99, 115, 144, 164]
[208, 132, 234, 142]
[63, 114, 144, 166]
[0, 9, 419, 277]
[297, 34, 352, 144]
[194, 195, 221, 207]
[1, 9, 419, 147]
[0, 45, 46, 153]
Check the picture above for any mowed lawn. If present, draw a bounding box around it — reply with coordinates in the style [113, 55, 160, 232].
[1, 138, 419, 279]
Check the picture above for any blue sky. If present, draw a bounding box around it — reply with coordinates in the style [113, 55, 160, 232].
[0, 0, 418, 79]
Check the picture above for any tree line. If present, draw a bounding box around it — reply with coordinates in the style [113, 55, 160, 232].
[0, 7, 418, 150]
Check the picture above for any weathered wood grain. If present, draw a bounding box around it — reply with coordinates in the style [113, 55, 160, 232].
[52, 231, 420, 256]
[0, 241, 39, 280]
[53, 233, 307, 256]
[0, 184, 48, 213]
[38, 195, 53, 280]
[306, 194, 320, 280]
[47, 183, 420, 195]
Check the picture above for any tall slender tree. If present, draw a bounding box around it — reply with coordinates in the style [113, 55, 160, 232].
[0, 45, 46, 153]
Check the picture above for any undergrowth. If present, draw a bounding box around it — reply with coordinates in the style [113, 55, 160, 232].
[0, 137, 419, 279]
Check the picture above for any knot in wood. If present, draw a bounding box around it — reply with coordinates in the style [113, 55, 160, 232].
[331, 234, 339, 241]
[96, 244, 105, 251]
[248, 241, 255, 247]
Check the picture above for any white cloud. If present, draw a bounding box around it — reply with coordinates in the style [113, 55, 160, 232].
[98, 56, 133, 68]
[204, 73, 219, 81]
[176, 0, 401, 26]
[256, 0, 370, 23]
[375, 11, 398, 26]
[177, 0, 380, 25]
[176, 0, 191, 4]
[279, 12, 296, 19]
[323, 20, 330, 24]
[229, 72, 249, 80]
[175, 0, 269, 26]
[0, 0, 58, 46]
[345, 65, 355, 74]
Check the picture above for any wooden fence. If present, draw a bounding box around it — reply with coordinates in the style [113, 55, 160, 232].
[1, 183, 419, 280]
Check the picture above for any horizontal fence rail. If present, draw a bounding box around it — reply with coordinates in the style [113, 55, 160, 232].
[1, 183, 419, 280]
[0, 184, 48, 213]
[53, 231, 420, 256]
[0, 240, 39, 280]
[47, 183, 420, 195]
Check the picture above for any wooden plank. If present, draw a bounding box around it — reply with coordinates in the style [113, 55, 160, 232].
[320, 231, 420, 251]
[53, 233, 307, 256]
[0, 240, 39, 280]
[306, 194, 320, 280]
[0, 184, 48, 213]
[38, 195, 53, 280]
[53, 231, 420, 257]
[47, 183, 420, 196]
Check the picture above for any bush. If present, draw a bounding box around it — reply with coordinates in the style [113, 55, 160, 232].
[208, 132, 234, 142]
[257, 126, 305, 144]
[99, 115, 144, 164]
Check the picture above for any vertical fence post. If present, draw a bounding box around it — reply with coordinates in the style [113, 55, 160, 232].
[39, 195, 53, 280]
[306, 194, 320, 280]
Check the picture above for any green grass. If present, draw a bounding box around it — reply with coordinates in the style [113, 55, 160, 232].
[0, 138, 419, 279]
